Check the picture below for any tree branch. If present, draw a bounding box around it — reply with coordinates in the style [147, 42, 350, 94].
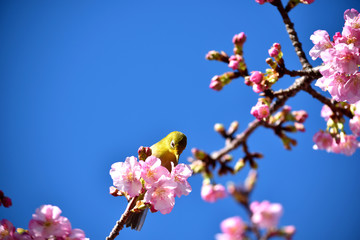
[271, 0, 312, 69]
[106, 197, 138, 240]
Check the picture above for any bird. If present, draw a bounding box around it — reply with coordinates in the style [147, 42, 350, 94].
[124, 131, 187, 231]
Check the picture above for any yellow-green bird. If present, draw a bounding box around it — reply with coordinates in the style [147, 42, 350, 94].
[125, 131, 187, 231]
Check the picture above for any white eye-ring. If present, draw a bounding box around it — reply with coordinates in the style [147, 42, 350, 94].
[170, 140, 175, 148]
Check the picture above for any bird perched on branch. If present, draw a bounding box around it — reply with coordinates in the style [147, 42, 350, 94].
[125, 131, 187, 231]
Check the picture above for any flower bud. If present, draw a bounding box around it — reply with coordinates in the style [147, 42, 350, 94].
[234, 159, 246, 173]
[191, 148, 207, 160]
[244, 170, 257, 192]
[209, 75, 223, 91]
[294, 122, 305, 132]
[300, 0, 314, 4]
[244, 76, 252, 86]
[205, 50, 221, 60]
[292, 110, 308, 123]
[221, 154, 233, 162]
[109, 186, 121, 197]
[138, 146, 152, 161]
[228, 121, 239, 135]
[190, 160, 206, 173]
[249, 71, 263, 84]
[214, 123, 226, 136]
[232, 32, 247, 46]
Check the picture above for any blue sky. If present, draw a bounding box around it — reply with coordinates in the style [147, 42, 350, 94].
[1, 0, 360, 239]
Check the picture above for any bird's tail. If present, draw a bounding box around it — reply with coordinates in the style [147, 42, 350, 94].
[125, 207, 148, 231]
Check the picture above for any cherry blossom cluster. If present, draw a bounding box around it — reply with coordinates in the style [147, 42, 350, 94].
[0, 205, 88, 240]
[109, 155, 192, 214]
[215, 202, 295, 240]
[313, 101, 360, 156]
[0, 190, 12, 208]
[310, 8, 360, 104]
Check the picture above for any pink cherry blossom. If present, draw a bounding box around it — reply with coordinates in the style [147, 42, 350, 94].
[171, 163, 192, 197]
[309, 30, 333, 60]
[216, 216, 245, 240]
[28, 205, 71, 239]
[249, 71, 263, 84]
[201, 183, 227, 203]
[0, 219, 15, 240]
[250, 201, 283, 229]
[313, 131, 333, 151]
[251, 100, 270, 119]
[331, 134, 359, 156]
[67, 228, 89, 240]
[110, 156, 143, 198]
[320, 43, 360, 75]
[342, 9, 360, 47]
[320, 104, 333, 121]
[144, 175, 177, 214]
[140, 156, 170, 187]
[333, 32, 348, 45]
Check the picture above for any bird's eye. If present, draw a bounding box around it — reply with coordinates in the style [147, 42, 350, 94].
[170, 140, 175, 148]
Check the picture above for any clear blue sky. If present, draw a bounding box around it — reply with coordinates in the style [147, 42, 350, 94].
[1, 0, 360, 239]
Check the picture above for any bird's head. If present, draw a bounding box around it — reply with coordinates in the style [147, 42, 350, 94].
[166, 131, 187, 161]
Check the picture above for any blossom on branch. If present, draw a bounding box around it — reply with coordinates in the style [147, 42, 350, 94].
[201, 183, 227, 203]
[251, 99, 270, 120]
[110, 156, 142, 198]
[110, 154, 193, 215]
[28, 205, 72, 239]
[215, 216, 245, 240]
[144, 175, 177, 214]
[310, 8, 360, 104]
[250, 201, 283, 229]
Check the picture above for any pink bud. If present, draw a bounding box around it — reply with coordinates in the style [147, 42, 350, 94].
[252, 83, 265, 93]
[300, 0, 314, 3]
[209, 76, 224, 91]
[251, 100, 270, 119]
[249, 71, 263, 84]
[232, 32, 247, 46]
[293, 110, 308, 123]
[269, 47, 279, 58]
[283, 225, 296, 235]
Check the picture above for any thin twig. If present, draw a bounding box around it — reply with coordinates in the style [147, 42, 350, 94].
[106, 197, 138, 240]
[303, 84, 353, 118]
[271, 0, 312, 69]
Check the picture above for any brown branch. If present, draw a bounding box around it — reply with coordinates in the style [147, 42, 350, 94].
[303, 84, 353, 119]
[283, 67, 321, 78]
[106, 197, 138, 240]
[210, 74, 315, 160]
[271, 0, 312, 70]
